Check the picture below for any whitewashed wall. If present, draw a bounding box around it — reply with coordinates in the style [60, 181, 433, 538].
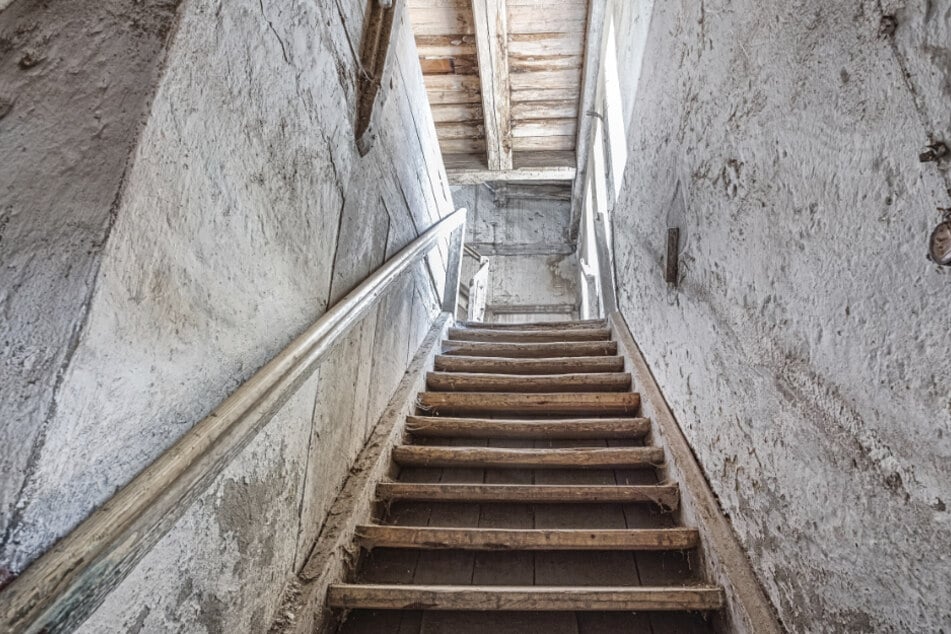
[0, 0, 452, 629]
[605, 0, 951, 631]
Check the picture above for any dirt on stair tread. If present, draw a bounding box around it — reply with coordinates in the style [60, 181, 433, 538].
[332, 331, 723, 634]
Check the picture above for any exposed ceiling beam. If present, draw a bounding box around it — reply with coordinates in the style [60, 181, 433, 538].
[447, 165, 576, 185]
[471, 0, 513, 171]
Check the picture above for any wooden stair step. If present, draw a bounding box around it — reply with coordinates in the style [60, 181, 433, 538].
[405, 415, 650, 439]
[354, 526, 699, 550]
[434, 355, 625, 375]
[426, 372, 631, 393]
[327, 584, 725, 611]
[376, 482, 680, 508]
[442, 340, 617, 358]
[447, 327, 612, 343]
[462, 319, 607, 330]
[392, 445, 664, 469]
[417, 392, 640, 416]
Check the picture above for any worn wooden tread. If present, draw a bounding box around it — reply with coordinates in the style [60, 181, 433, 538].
[327, 584, 725, 611]
[405, 415, 650, 439]
[354, 526, 699, 550]
[447, 327, 612, 343]
[434, 355, 625, 375]
[417, 391, 640, 416]
[391, 445, 664, 469]
[376, 483, 679, 508]
[442, 340, 617, 358]
[426, 372, 631, 393]
[462, 319, 607, 330]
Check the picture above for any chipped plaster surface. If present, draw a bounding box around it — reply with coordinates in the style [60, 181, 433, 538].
[609, 0, 951, 630]
[1, 0, 449, 626]
[0, 0, 182, 572]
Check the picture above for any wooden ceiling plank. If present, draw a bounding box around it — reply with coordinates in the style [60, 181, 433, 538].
[409, 6, 476, 36]
[512, 118, 578, 138]
[432, 103, 484, 123]
[511, 87, 581, 103]
[514, 150, 577, 169]
[447, 165, 576, 184]
[510, 68, 584, 91]
[416, 34, 477, 57]
[435, 121, 486, 140]
[512, 100, 578, 120]
[471, 0, 514, 171]
[441, 137, 488, 154]
[512, 135, 577, 152]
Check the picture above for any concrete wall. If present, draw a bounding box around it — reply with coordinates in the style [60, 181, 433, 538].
[0, 0, 452, 628]
[453, 183, 580, 320]
[604, 0, 951, 631]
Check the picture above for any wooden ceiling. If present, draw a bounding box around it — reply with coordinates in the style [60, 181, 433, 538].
[407, 0, 588, 183]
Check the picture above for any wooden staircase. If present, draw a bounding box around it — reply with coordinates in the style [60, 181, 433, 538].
[328, 319, 726, 633]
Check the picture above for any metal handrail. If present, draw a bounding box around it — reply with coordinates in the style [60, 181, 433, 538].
[0, 207, 468, 634]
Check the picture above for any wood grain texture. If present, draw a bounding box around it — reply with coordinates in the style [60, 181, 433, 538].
[433, 354, 624, 374]
[391, 445, 664, 469]
[355, 526, 699, 550]
[376, 482, 680, 508]
[405, 415, 649, 438]
[471, 0, 513, 170]
[425, 371, 631, 392]
[442, 340, 617, 358]
[447, 327, 611, 342]
[460, 320, 607, 329]
[417, 391, 639, 415]
[327, 584, 725, 611]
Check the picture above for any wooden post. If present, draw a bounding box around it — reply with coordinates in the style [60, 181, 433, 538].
[442, 219, 467, 314]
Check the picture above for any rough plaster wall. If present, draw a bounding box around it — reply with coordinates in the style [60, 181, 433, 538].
[453, 183, 574, 254]
[79, 267, 440, 633]
[0, 0, 182, 575]
[486, 254, 579, 308]
[609, 1, 950, 631]
[0, 0, 451, 625]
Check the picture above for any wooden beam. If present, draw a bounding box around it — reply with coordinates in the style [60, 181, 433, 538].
[447, 165, 575, 184]
[327, 584, 726, 611]
[425, 371, 631, 393]
[447, 327, 611, 342]
[471, 0, 513, 170]
[441, 340, 617, 358]
[405, 415, 650, 439]
[354, 526, 700, 550]
[433, 354, 625, 374]
[376, 482, 680, 508]
[462, 319, 606, 329]
[392, 445, 663, 469]
[417, 391, 639, 415]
